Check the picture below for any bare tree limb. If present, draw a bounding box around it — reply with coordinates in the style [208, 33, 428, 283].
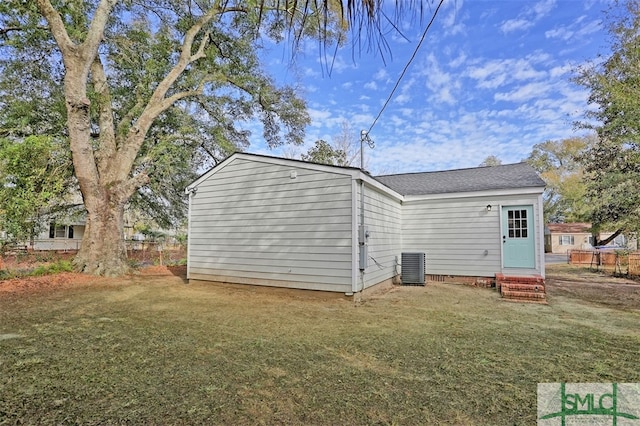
[35, 0, 75, 53]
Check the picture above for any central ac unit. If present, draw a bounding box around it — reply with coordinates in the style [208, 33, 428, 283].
[401, 252, 426, 285]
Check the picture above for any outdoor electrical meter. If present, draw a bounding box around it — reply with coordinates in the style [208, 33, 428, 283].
[359, 226, 369, 271]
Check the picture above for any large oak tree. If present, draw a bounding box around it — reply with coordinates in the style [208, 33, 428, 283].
[1, 1, 431, 275]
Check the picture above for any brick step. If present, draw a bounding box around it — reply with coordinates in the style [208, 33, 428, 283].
[501, 290, 546, 299]
[501, 283, 545, 293]
[496, 273, 547, 303]
[502, 296, 549, 304]
[496, 273, 544, 284]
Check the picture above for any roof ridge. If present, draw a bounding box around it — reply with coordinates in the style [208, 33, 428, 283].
[375, 161, 530, 178]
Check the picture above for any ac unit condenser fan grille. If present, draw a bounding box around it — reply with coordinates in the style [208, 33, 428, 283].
[401, 252, 426, 286]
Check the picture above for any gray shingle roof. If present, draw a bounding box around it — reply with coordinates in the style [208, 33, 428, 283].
[375, 162, 545, 196]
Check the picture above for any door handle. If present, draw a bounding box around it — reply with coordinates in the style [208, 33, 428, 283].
[502, 235, 506, 243]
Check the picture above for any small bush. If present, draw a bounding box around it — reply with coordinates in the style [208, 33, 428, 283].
[1, 259, 74, 280]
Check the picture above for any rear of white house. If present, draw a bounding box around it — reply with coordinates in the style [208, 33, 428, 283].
[186, 154, 402, 294]
[186, 153, 545, 294]
[377, 164, 546, 280]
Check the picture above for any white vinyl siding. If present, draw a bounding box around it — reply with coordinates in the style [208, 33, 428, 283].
[402, 194, 542, 277]
[359, 183, 402, 289]
[188, 158, 354, 292]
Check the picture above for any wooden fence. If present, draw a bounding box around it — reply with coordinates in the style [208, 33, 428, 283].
[568, 249, 638, 275]
[630, 253, 640, 276]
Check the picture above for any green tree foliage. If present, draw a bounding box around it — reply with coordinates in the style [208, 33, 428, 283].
[0, 136, 73, 247]
[574, 0, 640, 241]
[301, 139, 348, 166]
[527, 136, 592, 224]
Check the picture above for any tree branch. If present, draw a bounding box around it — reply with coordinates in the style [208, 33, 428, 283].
[0, 26, 23, 36]
[595, 228, 624, 246]
[120, 172, 151, 202]
[35, 0, 75, 53]
[116, 7, 222, 173]
[81, 0, 119, 60]
[90, 56, 118, 181]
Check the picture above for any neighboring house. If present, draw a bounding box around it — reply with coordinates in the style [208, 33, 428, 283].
[30, 221, 85, 251]
[545, 223, 636, 253]
[544, 223, 593, 253]
[185, 153, 546, 295]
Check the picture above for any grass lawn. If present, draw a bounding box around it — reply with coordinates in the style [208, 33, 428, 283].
[1, 266, 639, 425]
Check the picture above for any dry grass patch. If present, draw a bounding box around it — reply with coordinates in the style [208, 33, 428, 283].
[1, 273, 639, 425]
[546, 263, 640, 310]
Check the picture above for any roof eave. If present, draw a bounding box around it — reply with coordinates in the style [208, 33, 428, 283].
[403, 185, 545, 201]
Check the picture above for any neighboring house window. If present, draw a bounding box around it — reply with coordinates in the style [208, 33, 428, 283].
[559, 235, 574, 245]
[613, 234, 626, 247]
[49, 224, 73, 239]
[55, 226, 66, 238]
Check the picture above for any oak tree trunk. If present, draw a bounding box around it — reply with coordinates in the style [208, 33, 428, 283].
[74, 193, 129, 276]
[63, 60, 131, 276]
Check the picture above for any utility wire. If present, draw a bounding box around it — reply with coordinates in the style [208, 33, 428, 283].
[366, 0, 446, 135]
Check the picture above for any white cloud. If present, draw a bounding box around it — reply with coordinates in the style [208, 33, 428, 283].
[500, 18, 534, 34]
[549, 64, 572, 78]
[393, 93, 411, 105]
[576, 20, 602, 37]
[533, 0, 557, 19]
[500, 0, 557, 34]
[417, 53, 458, 105]
[373, 68, 389, 81]
[466, 56, 548, 89]
[364, 81, 378, 90]
[449, 52, 468, 68]
[546, 18, 601, 41]
[545, 26, 573, 40]
[466, 60, 509, 89]
[303, 66, 321, 78]
[494, 81, 551, 102]
[307, 108, 332, 125]
[441, 0, 467, 36]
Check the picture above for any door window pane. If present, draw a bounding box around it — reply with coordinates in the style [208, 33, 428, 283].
[507, 209, 528, 239]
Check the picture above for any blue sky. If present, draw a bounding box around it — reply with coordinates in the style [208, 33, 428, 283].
[252, 0, 611, 175]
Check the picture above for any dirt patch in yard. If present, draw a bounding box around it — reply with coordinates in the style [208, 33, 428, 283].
[3, 260, 640, 313]
[0, 265, 185, 296]
[545, 263, 640, 310]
